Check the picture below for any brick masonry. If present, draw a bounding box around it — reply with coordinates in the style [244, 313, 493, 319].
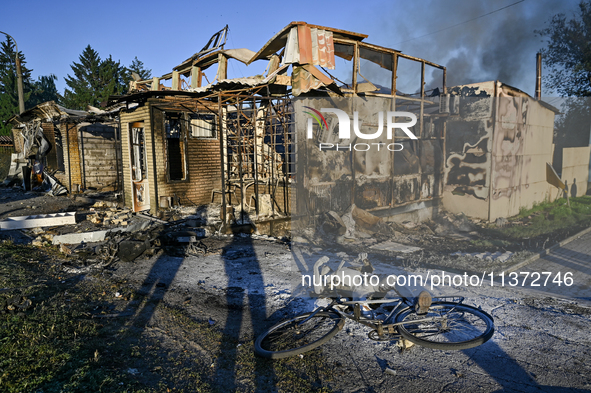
[120, 100, 223, 214]
[117, 98, 299, 216]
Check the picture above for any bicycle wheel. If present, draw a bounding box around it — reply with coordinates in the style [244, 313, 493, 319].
[395, 302, 494, 350]
[255, 311, 345, 359]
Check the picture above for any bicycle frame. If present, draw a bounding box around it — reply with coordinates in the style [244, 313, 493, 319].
[300, 296, 466, 339]
[254, 294, 494, 358]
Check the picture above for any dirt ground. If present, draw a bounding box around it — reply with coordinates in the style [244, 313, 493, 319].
[2, 186, 591, 392]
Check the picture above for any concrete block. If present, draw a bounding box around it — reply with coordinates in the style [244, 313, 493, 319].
[0, 212, 76, 230]
[52, 230, 109, 245]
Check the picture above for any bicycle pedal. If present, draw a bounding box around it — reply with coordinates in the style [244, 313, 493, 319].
[415, 290, 432, 315]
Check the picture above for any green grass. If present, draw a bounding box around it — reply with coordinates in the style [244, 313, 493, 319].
[500, 196, 591, 239]
[0, 241, 336, 392]
[0, 241, 149, 392]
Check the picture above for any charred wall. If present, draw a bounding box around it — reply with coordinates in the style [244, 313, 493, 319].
[294, 96, 446, 222]
[443, 81, 556, 221]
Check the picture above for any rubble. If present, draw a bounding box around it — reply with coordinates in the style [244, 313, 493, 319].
[495, 217, 509, 228]
[1, 295, 33, 315]
[450, 250, 514, 263]
[162, 230, 208, 257]
[321, 211, 347, 236]
[118, 239, 151, 262]
[52, 230, 110, 245]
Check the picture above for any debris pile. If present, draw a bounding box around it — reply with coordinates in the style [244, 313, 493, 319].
[88, 201, 132, 227]
[52, 201, 217, 272]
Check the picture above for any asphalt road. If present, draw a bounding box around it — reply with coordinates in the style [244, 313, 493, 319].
[113, 233, 591, 392]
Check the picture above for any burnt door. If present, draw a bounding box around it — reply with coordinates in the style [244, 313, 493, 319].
[129, 122, 150, 212]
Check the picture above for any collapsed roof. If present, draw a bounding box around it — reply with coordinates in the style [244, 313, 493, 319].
[7, 101, 120, 127]
[121, 21, 445, 101]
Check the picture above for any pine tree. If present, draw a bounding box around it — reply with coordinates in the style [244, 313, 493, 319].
[29, 74, 60, 108]
[0, 37, 32, 135]
[62, 45, 102, 110]
[125, 56, 152, 82]
[62, 46, 130, 109]
[98, 55, 127, 103]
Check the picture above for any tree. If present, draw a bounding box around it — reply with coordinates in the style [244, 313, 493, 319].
[125, 56, 152, 83]
[97, 55, 127, 103]
[62, 46, 127, 110]
[539, 1, 591, 194]
[62, 45, 103, 109]
[0, 37, 32, 135]
[537, 1, 591, 97]
[28, 74, 60, 108]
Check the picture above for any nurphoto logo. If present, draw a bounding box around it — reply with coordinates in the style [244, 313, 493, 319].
[304, 107, 418, 151]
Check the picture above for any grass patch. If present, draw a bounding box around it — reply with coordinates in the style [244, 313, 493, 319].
[0, 241, 150, 392]
[496, 196, 591, 240]
[0, 241, 336, 392]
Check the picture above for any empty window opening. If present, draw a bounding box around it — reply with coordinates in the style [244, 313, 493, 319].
[164, 112, 186, 181]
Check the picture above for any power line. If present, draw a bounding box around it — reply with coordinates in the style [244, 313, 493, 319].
[394, 0, 526, 45]
[227, 27, 245, 78]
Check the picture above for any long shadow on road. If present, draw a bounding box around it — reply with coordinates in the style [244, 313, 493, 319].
[464, 340, 589, 392]
[213, 233, 277, 392]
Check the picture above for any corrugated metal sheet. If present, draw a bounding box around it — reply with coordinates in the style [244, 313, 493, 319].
[292, 66, 324, 96]
[7, 101, 90, 126]
[247, 22, 366, 65]
[284, 27, 299, 64]
[311, 28, 334, 69]
[187, 64, 290, 93]
[298, 25, 313, 65]
[282, 26, 335, 69]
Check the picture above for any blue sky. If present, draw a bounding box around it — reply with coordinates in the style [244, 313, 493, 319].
[1, 0, 581, 98]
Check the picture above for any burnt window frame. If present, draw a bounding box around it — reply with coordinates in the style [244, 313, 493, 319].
[163, 111, 189, 183]
[52, 125, 66, 173]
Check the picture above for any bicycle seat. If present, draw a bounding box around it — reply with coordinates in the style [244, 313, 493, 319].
[394, 280, 432, 313]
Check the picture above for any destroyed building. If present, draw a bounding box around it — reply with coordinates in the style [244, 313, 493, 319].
[3, 22, 567, 231]
[7, 101, 122, 194]
[112, 22, 566, 226]
[110, 22, 450, 229]
[442, 81, 569, 221]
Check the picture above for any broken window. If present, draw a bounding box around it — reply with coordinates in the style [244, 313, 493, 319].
[190, 113, 217, 138]
[331, 42, 355, 89]
[53, 127, 65, 172]
[395, 57, 422, 95]
[164, 112, 187, 181]
[358, 46, 393, 94]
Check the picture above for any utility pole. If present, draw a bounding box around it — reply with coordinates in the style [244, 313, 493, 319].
[0, 31, 25, 114]
[535, 52, 542, 100]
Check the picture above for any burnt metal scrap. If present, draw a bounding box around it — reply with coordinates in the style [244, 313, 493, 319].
[161, 230, 208, 257]
[59, 213, 213, 273]
[5, 101, 122, 195]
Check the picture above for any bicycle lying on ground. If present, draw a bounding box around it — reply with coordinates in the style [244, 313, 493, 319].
[255, 291, 495, 359]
